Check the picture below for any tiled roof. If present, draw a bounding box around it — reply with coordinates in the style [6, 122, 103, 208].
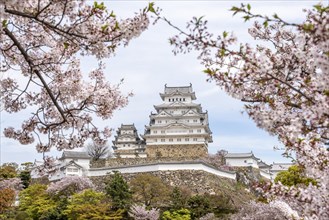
[164, 84, 193, 94]
[271, 163, 294, 171]
[258, 160, 270, 168]
[120, 124, 136, 130]
[225, 152, 260, 160]
[61, 151, 90, 159]
[60, 160, 84, 169]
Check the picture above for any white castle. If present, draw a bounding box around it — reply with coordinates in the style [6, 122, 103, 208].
[112, 124, 146, 158]
[112, 84, 213, 158]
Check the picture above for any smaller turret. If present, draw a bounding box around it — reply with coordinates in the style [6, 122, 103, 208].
[112, 124, 146, 158]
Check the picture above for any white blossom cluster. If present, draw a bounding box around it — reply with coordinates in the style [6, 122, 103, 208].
[129, 204, 160, 220]
[0, 1, 151, 159]
[0, 177, 22, 192]
[163, 3, 329, 219]
[47, 176, 94, 196]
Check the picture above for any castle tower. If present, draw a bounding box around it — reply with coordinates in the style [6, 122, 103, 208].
[112, 124, 146, 158]
[142, 84, 212, 158]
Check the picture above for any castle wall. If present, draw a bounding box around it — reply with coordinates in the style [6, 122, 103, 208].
[145, 144, 208, 158]
[90, 170, 235, 195]
[91, 157, 204, 168]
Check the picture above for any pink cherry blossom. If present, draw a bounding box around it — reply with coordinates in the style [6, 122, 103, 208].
[129, 204, 160, 220]
[156, 3, 329, 219]
[0, 1, 151, 159]
[47, 176, 94, 196]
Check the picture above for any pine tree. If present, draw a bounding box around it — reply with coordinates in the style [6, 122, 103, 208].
[105, 171, 132, 210]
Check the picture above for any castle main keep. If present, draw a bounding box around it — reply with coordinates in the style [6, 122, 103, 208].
[112, 84, 213, 159]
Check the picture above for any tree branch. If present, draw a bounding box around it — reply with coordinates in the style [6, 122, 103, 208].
[3, 27, 67, 122]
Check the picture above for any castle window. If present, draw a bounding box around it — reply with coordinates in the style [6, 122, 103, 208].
[161, 139, 165, 142]
[67, 168, 79, 172]
[193, 138, 197, 141]
[158, 120, 162, 123]
[197, 129, 201, 133]
[161, 130, 165, 134]
[180, 98, 182, 101]
[193, 119, 198, 122]
[177, 138, 181, 142]
[185, 138, 189, 141]
[183, 98, 185, 101]
[169, 138, 173, 142]
[169, 98, 171, 101]
[181, 110, 186, 114]
[189, 130, 193, 133]
[153, 130, 157, 134]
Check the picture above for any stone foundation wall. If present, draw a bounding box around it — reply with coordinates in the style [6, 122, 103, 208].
[91, 157, 203, 168]
[91, 170, 233, 195]
[146, 144, 208, 158]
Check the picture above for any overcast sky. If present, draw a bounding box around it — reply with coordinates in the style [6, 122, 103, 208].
[0, 0, 320, 165]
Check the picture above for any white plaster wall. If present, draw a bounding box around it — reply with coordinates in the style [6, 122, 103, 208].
[259, 169, 272, 180]
[226, 158, 259, 168]
[88, 162, 236, 180]
[270, 170, 282, 180]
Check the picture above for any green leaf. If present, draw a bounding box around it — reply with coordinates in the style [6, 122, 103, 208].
[230, 6, 240, 16]
[114, 21, 120, 30]
[313, 4, 323, 12]
[303, 23, 314, 32]
[203, 68, 212, 75]
[147, 2, 156, 13]
[110, 11, 116, 17]
[273, 13, 279, 19]
[196, 16, 205, 25]
[223, 31, 228, 38]
[93, 1, 106, 10]
[101, 24, 109, 32]
[220, 48, 226, 57]
[63, 42, 69, 49]
[230, 6, 240, 12]
[263, 20, 268, 28]
[2, 19, 8, 28]
[247, 4, 251, 11]
[243, 15, 250, 22]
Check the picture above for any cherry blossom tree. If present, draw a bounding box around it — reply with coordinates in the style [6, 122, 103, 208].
[129, 204, 160, 220]
[0, 0, 151, 165]
[46, 176, 94, 196]
[154, 3, 329, 220]
[0, 177, 21, 190]
[231, 200, 298, 220]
